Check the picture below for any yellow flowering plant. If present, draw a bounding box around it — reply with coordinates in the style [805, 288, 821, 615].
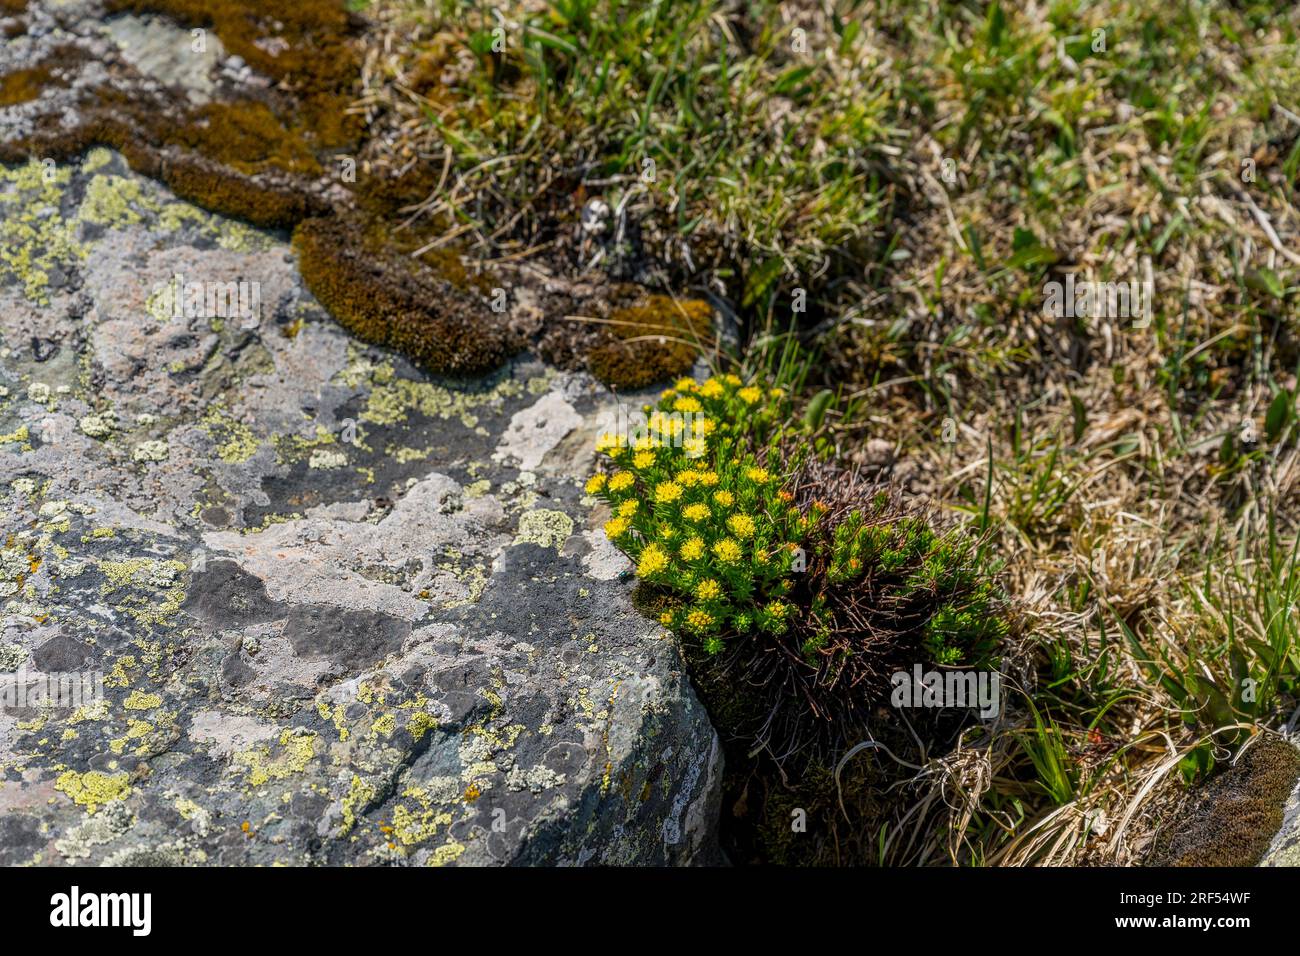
[589, 373, 802, 653]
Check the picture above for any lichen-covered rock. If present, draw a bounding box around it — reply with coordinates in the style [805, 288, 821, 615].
[0, 152, 722, 865]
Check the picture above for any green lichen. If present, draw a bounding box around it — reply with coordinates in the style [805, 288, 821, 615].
[340, 773, 378, 834]
[78, 172, 151, 227]
[0, 160, 88, 305]
[201, 404, 260, 463]
[514, 509, 575, 551]
[97, 558, 188, 627]
[123, 689, 162, 711]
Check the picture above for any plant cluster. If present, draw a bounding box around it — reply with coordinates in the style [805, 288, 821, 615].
[587, 374, 802, 652]
[587, 374, 1009, 753]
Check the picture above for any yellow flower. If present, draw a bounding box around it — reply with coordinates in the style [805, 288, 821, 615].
[608, 471, 635, 493]
[713, 538, 742, 563]
[727, 513, 757, 539]
[695, 579, 722, 601]
[713, 489, 734, 507]
[617, 500, 639, 518]
[654, 481, 683, 504]
[682, 503, 710, 522]
[683, 436, 707, 459]
[633, 450, 655, 470]
[738, 386, 763, 405]
[685, 608, 715, 633]
[604, 516, 630, 540]
[585, 474, 607, 494]
[660, 389, 677, 403]
[595, 432, 625, 453]
[723, 374, 742, 386]
[766, 600, 790, 620]
[659, 610, 675, 626]
[678, 469, 702, 487]
[746, 467, 771, 483]
[638, 543, 670, 577]
[673, 396, 703, 414]
[675, 377, 698, 392]
[699, 471, 720, 487]
[680, 536, 706, 561]
[699, 378, 725, 399]
[769, 387, 785, 399]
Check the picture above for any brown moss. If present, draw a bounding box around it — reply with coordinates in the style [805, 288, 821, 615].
[105, 0, 363, 149]
[0, 65, 48, 107]
[161, 155, 315, 230]
[1152, 736, 1300, 866]
[168, 102, 322, 178]
[586, 295, 713, 388]
[292, 215, 515, 377]
[0, 0, 26, 14]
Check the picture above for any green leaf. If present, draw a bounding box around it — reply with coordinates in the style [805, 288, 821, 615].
[742, 256, 784, 308]
[804, 389, 835, 431]
[986, 2, 1007, 48]
[1265, 390, 1294, 443]
[1070, 394, 1087, 444]
[1246, 268, 1286, 301]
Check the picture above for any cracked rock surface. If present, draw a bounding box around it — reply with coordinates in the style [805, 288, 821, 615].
[0, 151, 723, 865]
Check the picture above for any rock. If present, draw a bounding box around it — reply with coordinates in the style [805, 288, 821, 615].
[0, 153, 722, 865]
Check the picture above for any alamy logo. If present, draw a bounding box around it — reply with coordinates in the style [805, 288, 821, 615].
[151, 272, 261, 327]
[0, 669, 103, 712]
[890, 665, 1001, 719]
[1043, 274, 1152, 327]
[49, 886, 151, 936]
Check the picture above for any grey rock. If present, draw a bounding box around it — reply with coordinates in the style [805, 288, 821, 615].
[0, 150, 722, 865]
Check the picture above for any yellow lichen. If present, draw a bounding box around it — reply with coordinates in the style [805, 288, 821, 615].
[55, 769, 131, 814]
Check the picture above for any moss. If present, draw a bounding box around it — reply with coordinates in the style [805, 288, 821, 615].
[0, 65, 49, 106]
[587, 295, 713, 388]
[292, 215, 515, 377]
[1153, 736, 1300, 866]
[159, 157, 312, 231]
[169, 101, 322, 178]
[0, 6, 722, 389]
